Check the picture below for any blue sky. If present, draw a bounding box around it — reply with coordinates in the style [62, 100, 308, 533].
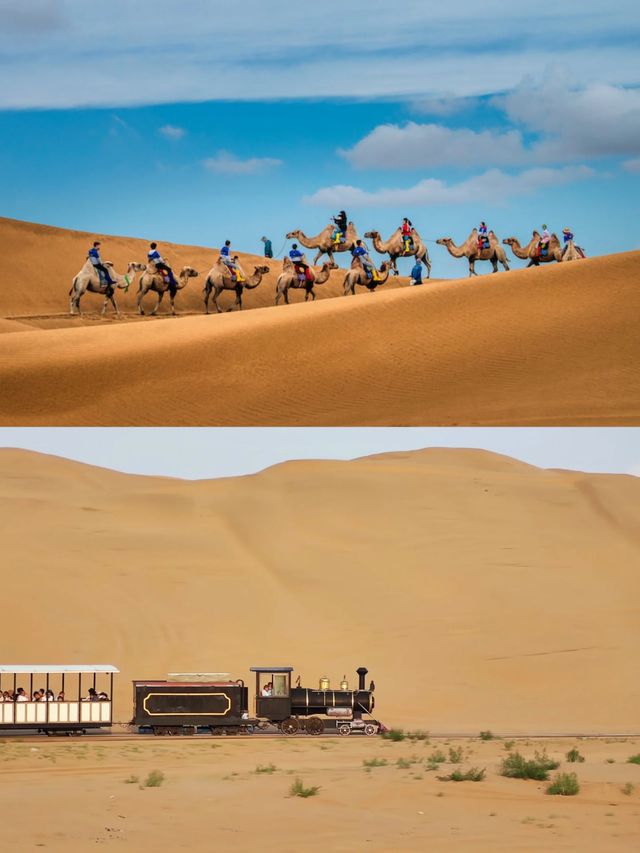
[0, 428, 638, 479]
[0, 1, 638, 276]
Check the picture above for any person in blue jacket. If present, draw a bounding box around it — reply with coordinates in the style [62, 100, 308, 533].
[220, 239, 238, 279]
[410, 260, 423, 286]
[88, 241, 115, 286]
[352, 240, 376, 279]
[289, 243, 310, 277]
[148, 243, 178, 293]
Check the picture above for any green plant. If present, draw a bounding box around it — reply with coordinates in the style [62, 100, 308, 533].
[565, 748, 585, 763]
[255, 763, 277, 774]
[448, 747, 463, 764]
[427, 749, 446, 764]
[407, 730, 429, 742]
[501, 751, 558, 781]
[479, 731, 494, 741]
[503, 740, 515, 751]
[396, 757, 412, 769]
[622, 783, 635, 796]
[363, 758, 388, 768]
[144, 770, 165, 788]
[438, 767, 486, 782]
[546, 772, 580, 796]
[123, 775, 139, 784]
[382, 729, 406, 742]
[289, 778, 320, 798]
[627, 754, 640, 765]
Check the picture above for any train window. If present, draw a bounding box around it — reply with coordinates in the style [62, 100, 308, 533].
[273, 674, 288, 697]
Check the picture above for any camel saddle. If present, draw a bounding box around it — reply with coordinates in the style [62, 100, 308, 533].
[295, 264, 313, 282]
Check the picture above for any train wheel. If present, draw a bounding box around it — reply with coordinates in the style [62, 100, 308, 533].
[305, 717, 324, 736]
[338, 724, 351, 736]
[280, 717, 299, 736]
[364, 723, 378, 736]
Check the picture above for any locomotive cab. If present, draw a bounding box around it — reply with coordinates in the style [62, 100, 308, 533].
[250, 666, 293, 722]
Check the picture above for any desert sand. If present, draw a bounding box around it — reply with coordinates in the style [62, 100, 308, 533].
[0, 217, 638, 426]
[0, 445, 639, 851]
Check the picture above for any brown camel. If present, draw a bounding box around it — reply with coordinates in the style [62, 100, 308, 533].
[343, 258, 391, 296]
[502, 231, 563, 267]
[203, 259, 270, 314]
[286, 221, 359, 265]
[275, 257, 337, 305]
[137, 264, 199, 316]
[561, 240, 586, 262]
[436, 230, 510, 276]
[69, 259, 146, 316]
[364, 228, 431, 277]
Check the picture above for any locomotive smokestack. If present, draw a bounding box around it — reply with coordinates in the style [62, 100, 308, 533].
[356, 667, 368, 691]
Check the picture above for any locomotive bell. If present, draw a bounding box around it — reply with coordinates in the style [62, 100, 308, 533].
[319, 676, 330, 690]
[340, 674, 349, 690]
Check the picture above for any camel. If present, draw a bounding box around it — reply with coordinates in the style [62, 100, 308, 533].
[343, 258, 391, 296]
[286, 221, 359, 265]
[69, 259, 146, 316]
[436, 230, 510, 276]
[561, 240, 586, 262]
[137, 264, 199, 316]
[502, 231, 563, 267]
[364, 228, 432, 278]
[275, 258, 337, 305]
[203, 259, 270, 314]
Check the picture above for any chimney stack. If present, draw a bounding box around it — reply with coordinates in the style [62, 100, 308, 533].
[356, 666, 368, 691]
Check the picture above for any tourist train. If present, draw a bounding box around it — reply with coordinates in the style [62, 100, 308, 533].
[0, 664, 382, 737]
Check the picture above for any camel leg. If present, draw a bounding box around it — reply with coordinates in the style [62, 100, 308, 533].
[491, 257, 499, 273]
[170, 293, 176, 316]
[421, 253, 432, 279]
[235, 286, 243, 310]
[501, 258, 510, 272]
[203, 284, 211, 314]
[151, 292, 164, 316]
[214, 287, 223, 314]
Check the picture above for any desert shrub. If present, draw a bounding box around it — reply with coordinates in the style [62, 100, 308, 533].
[123, 775, 139, 784]
[503, 740, 515, 751]
[501, 751, 557, 781]
[363, 758, 387, 768]
[565, 748, 585, 763]
[255, 764, 277, 774]
[427, 749, 446, 764]
[627, 754, 640, 765]
[622, 782, 635, 796]
[448, 747, 463, 764]
[407, 730, 430, 742]
[289, 778, 319, 798]
[479, 731, 494, 741]
[396, 757, 413, 769]
[438, 767, 485, 782]
[144, 770, 164, 788]
[382, 729, 405, 742]
[546, 772, 580, 796]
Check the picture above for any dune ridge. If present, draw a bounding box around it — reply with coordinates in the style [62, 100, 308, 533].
[1, 446, 638, 733]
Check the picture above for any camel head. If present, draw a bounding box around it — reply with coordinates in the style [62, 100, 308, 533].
[363, 230, 379, 239]
[254, 265, 270, 275]
[436, 238, 452, 246]
[502, 237, 517, 246]
[324, 260, 339, 270]
[286, 230, 300, 240]
[179, 266, 199, 279]
[128, 262, 147, 273]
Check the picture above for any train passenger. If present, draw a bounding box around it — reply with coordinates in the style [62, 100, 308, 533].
[98, 691, 109, 701]
[85, 688, 99, 701]
[56, 691, 65, 701]
[261, 682, 273, 697]
[45, 690, 55, 702]
[15, 688, 28, 702]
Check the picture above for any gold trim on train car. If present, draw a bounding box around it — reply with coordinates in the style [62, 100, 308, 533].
[142, 692, 232, 717]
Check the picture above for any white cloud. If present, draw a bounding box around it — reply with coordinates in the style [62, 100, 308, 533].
[0, 2, 638, 108]
[623, 158, 640, 173]
[304, 166, 594, 208]
[341, 123, 527, 170]
[158, 124, 186, 140]
[202, 150, 282, 176]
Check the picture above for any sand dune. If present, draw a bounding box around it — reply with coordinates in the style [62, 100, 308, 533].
[0, 217, 638, 426]
[1, 446, 638, 733]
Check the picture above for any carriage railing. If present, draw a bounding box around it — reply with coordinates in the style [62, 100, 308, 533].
[0, 700, 112, 726]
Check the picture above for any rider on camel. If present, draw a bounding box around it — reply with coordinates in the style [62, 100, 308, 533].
[88, 241, 115, 287]
[220, 240, 244, 281]
[478, 222, 490, 251]
[147, 243, 178, 295]
[332, 210, 348, 245]
[352, 240, 377, 280]
[289, 243, 311, 280]
[401, 218, 414, 254]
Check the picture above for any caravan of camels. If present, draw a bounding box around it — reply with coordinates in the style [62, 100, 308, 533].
[69, 215, 586, 316]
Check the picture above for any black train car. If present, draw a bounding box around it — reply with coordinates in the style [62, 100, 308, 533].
[253, 665, 379, 736]
[133, 676, 248, 734]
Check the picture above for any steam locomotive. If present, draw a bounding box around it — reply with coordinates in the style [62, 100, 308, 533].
[133, 665, 381, 736]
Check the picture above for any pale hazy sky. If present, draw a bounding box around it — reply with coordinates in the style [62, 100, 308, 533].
[0, 428, 638, 480]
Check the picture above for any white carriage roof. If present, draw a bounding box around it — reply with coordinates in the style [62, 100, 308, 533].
[0, 665, 119, 674]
